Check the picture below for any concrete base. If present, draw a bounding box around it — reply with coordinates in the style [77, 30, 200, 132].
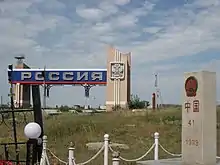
[106, 104, 128, 111]
[137, 158, 220, 165]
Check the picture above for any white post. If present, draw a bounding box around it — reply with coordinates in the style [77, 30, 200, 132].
[154, 132, 159, 160]
[68, 142, 75, 165]
[104, 134, 109, 165]
[112, 152, 120, 165]
[40, 135, 47, 165]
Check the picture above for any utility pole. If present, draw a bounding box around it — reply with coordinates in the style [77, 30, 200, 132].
[1, 95, 3, 106]
[154, 73, 159, 109]
[42, 66, 46, 110]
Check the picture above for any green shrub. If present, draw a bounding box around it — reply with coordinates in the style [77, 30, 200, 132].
[128, 94, 149, 109]
[59, 105, 70, 112]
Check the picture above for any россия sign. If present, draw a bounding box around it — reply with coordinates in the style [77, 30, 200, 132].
[8, 69, 107, 85]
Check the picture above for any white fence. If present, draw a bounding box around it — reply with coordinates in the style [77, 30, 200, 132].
[40, 132, 220, 165]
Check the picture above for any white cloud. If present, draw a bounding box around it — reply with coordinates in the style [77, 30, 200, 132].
[114, 0, 131, 6]
[113, 14, 138, 28]
[76, 1, 120, 21]
[125, 3, 220, 65]
[92, 22, 112, 33]
[99, 1, 118, 14]
[0, 0, 220, 106]
[41, 0, 66, 10]
[143, 27, 161, 34]
[191, 0, 219, 8]
[76, 6, 104, 20]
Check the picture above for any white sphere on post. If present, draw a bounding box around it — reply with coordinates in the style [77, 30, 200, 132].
[24, 122, 42, 139]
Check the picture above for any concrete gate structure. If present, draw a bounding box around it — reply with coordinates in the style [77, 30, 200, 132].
[106, 47, 131, 111]
[13, 56, 31, 108]
[10, 46, 131, 111]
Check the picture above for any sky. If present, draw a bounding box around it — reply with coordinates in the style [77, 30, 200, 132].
[0, 0, 220, 107]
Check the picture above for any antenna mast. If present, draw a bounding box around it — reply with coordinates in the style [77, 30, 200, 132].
[154, 73, 164, 109]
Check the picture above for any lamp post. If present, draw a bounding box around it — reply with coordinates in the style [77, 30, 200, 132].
[24, 122, 42, 165]
[8, 64, 20, 165]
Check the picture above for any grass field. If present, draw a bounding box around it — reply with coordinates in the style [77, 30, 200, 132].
[0, 107, 220, 165]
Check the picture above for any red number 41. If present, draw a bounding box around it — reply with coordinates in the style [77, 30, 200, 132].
[188, 119, 194, 126]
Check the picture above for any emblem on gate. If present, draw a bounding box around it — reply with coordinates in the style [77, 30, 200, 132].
[185, 76, 198, 97]
[110, 62, 125, 79]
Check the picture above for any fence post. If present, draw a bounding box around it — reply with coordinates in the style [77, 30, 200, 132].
[112, 152, 120, 165]
[68, 142, 75, 165]
[154, 132, 159, 160]
[104, 134, 109, 165]
[40, 135, 47, 165]
[4, 144, 9, 160]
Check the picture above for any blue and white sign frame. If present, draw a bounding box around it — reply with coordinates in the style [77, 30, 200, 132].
[8, 69, 107, 85]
